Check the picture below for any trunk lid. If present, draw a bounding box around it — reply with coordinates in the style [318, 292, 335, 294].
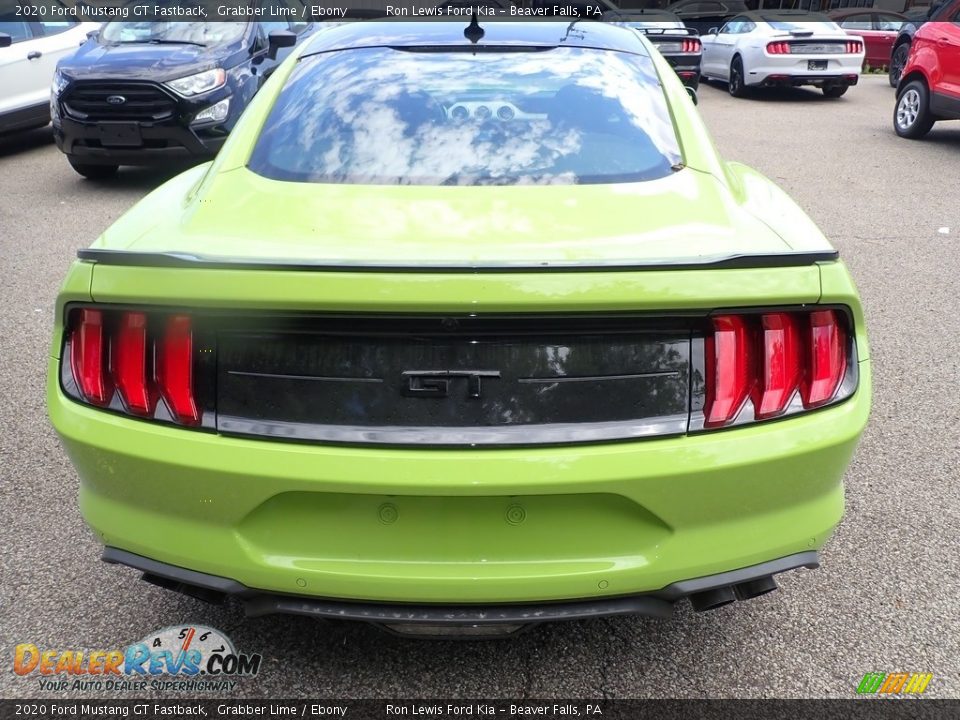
[114, 167, 801, 268]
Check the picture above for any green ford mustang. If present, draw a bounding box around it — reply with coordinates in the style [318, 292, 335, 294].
[48, 21, 870, 636]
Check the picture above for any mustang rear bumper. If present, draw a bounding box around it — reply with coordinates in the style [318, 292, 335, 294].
[49, 354, 871, 608]
[759, 74, 860, 88]
[104, 546, 821, 632]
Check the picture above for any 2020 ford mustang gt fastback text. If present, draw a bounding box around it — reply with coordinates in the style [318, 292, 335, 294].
[48, 21, 871, 636]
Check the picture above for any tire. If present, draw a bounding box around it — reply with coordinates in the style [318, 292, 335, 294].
[68, 158, 119, 180]
[894, 80, 935, 139]
[822, 85, 848, 99]
[728, 56, 747, 98]
[889, 43, 909, 88]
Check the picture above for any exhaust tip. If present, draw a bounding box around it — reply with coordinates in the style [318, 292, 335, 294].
[688, 586, 736, 612]
[734, 576, 779, 601]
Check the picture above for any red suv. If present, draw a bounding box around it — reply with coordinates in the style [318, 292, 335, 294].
[894, 19, 960, 138]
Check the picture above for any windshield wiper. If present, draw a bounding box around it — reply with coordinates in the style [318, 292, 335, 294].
[113, 39, 207, 47]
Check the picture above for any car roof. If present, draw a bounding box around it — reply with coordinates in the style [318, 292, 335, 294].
[301, 20, 650, 57]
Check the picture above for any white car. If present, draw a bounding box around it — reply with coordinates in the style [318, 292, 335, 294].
[700, 11, 865, 98]
[0, 15, 98, 134]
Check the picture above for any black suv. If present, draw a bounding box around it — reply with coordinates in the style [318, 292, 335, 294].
[53, 18, 315, 178]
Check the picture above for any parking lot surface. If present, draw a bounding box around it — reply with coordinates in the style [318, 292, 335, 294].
[1, 75, 957, 699]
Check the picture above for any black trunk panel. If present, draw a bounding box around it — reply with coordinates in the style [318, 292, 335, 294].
[214, 316, 692, 446]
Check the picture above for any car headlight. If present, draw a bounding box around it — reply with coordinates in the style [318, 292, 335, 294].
[193, 98, 230, 125]
[51, 70, 69, 98]
[165, 68, 226, 97]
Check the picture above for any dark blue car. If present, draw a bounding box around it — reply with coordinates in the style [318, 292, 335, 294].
[53, 17, 316, 178]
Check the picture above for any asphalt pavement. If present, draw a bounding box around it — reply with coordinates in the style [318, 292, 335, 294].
[0, 75, 958, 699]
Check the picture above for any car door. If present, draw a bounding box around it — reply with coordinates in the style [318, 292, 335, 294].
[870, 13, 903, 67]
[932, 10, 960, 98]
[0, 22, 49, 115]
[708, 19, 741, 79]
[30, 21, 90, 95]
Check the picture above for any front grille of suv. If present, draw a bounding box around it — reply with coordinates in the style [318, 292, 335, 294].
[63, 82, 178, 122]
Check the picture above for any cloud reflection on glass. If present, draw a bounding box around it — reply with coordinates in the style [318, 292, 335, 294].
[249, 47, 683, 186]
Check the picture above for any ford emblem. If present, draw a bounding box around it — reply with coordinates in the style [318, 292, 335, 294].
[106, 95, 126, 105]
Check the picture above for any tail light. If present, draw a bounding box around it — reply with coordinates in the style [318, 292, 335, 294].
[767, 41, 791, 55]
[702, 309, 853, 429]
[704, 315, 753, 427]
[113, 311, 153, 416]
[681, 38, 701, 53]
[801, 310, 847, 408]
[846, 40, 863, 54]
[70, 309, 111, 407]
[63, 307, 205, 427]
[155, 315, 201, 425]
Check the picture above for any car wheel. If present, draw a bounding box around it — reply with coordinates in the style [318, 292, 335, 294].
[894, 80, 935, 139]
[728, 57, 747, 98]
[822, 85, 848, 99]
[889, 43, 909, 88]
[68, 158, 119, 180]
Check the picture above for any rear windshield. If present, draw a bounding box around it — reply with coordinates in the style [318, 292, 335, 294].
[248, 46, 683, 186]
[762, 15, 838, 31]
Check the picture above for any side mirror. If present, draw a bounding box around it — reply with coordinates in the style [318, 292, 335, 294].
[707, 27, 718, 35]
[686, 86, 698, 105]
[0, 33, 12, 49]
[267, 30, 296, 60]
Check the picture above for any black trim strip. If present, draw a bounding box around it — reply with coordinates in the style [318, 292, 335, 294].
[227, 370, 384, 383]
[518, 371, 680, 384]
[76, 249, 839, 274]
[101, 547, 820, 626]
[216, 414, 690, 447]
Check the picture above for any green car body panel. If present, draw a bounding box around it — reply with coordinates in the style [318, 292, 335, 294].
[48, 25, 870, 613]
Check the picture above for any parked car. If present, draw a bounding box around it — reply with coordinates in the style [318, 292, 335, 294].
[666, 0, 748, 35]
[0, 16, 98, 134]
[52, 19, 316, 179]
[888, 0, 954, 87]
[893, 18, 960, 138]
[605, 9, 703, 89]
[828, 8, 907, 69]
[700, 11, 864, 98]
[49, 21, 870, 637]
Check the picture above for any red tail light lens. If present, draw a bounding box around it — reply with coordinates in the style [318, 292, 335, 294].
[767, 41, 791, 55]
[755, 313, 801, 419]
[113, 311, 153, 416]
[846, 40, 863, 54]
[69, 309, 111, 406]
[65, 307, 202, 427]
[703, 309, 852, 428]
[801, 310, 847, 408]
[704, 315, 754, 427]
[155, 315, 200, 426]
[682, 39, 701, 53]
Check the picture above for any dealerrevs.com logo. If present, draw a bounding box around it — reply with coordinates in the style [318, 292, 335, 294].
[14, 625, 261, 693]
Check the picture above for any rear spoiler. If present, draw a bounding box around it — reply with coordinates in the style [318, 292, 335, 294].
[76, 248, 839, 273]
[635, 27, 700, 37]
